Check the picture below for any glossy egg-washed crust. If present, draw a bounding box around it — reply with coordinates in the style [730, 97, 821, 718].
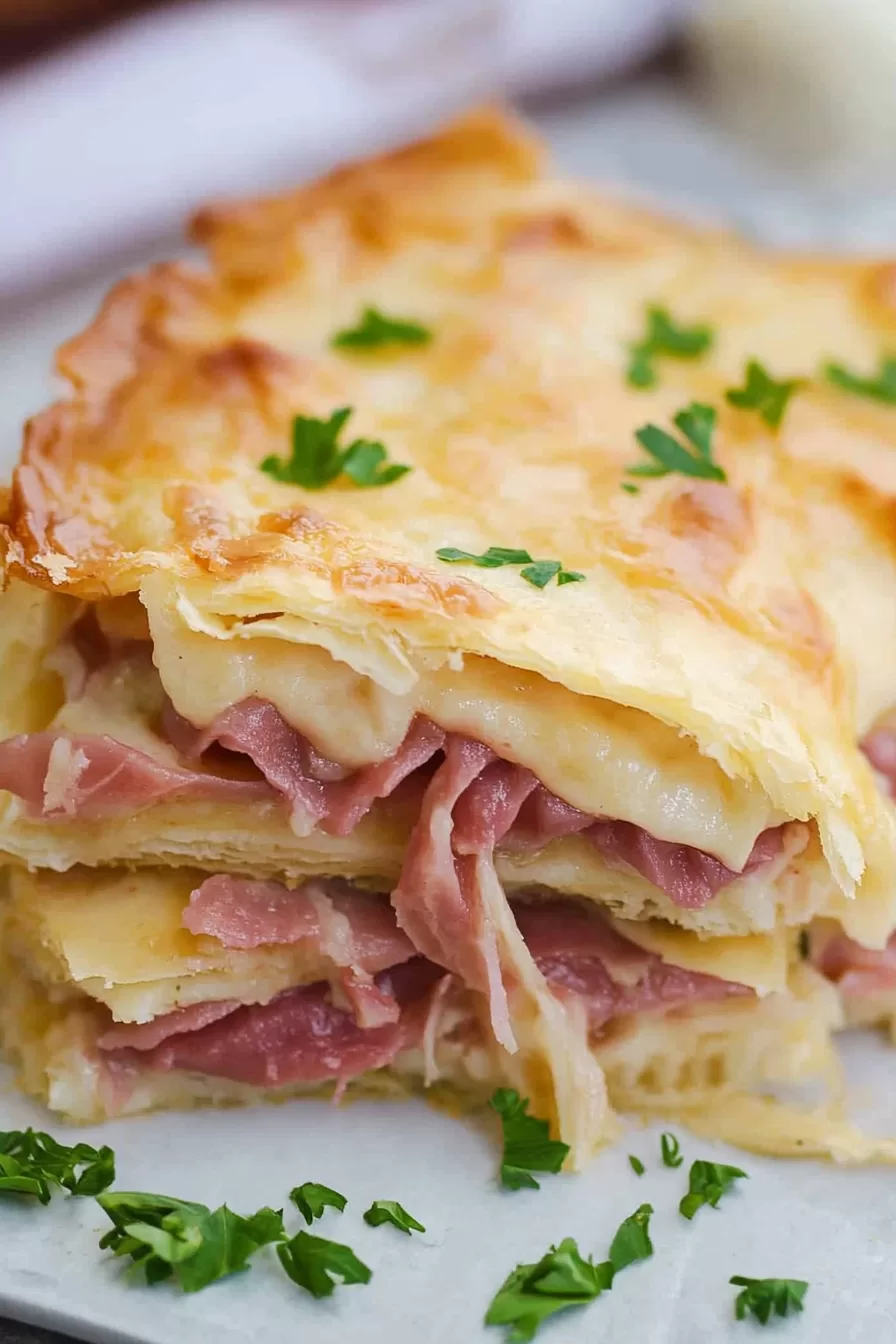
[3, 107, 896, 928]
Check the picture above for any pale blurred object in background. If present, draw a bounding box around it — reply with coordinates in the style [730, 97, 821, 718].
[1, 0, 895, 308]
[690, 0, 896, 182]
[0, 0, 681, 300]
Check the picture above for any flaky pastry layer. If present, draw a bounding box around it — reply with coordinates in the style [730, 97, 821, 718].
[1, 110, 896, 942]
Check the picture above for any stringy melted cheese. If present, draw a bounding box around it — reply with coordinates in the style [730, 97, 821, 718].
[143, 575, 785, 869]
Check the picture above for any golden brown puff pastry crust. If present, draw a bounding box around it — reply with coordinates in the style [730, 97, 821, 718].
[3, 107, 896, 938]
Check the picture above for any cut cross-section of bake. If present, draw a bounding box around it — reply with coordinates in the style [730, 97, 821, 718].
[2, 107, 896, 1165]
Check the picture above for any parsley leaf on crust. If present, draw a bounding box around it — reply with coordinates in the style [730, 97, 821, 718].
[261, 406, 410, 489]
[627, 305, 713, 388]
[332, 306, 431, 351]
[824, 355, 896, 405]
[628, 402, 727, 483]
[726, 360, 802, 428]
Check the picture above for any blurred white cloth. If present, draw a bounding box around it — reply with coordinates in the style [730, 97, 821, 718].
[0, 0, 680, 297]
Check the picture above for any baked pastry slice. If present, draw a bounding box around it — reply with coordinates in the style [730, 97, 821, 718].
[2, 107, 896, 1162]
[1, 865, 837, 1153]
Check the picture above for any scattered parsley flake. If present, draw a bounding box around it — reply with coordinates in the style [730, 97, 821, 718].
[331, 306, 432, 351]
[363, 1200, 425, 1235]
[485, 1237, 614, 1342]
[485, 1205, 653, 1342]
[621, 482, 640, 494]
[628, 402, 727, 484]
[260, 406, 410, 490]
[726, 360, 802, 428]
[96, 1191, 284, 1292]
[290, 1183, 347, 1225]
[679, 1159, 748, 1220]
[660, 1133, 683, 1168]
[626, 305, 714, 389]
[824, 355, 896, 405]
[436, 546, 534, 568]
[607, 1203, 654, 1273]
[520, 560, 561, 589]
[276, 1230, 372, 1299]
[798, 929, 811, 960]
[0, 1130, 114, 1205]
[436, 548, 584, 589]
[628, 1155, 645, 1176]
[730, 1276, 809, 1325]
[489, 1088, 569, 1191]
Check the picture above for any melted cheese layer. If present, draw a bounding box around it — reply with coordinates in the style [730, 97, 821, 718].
[144, 574, 785, 868]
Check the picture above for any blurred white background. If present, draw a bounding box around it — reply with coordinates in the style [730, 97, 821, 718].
[1, 0, 894, 454]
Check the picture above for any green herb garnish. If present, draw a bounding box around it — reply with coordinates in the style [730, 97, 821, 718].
[290, 1183, 347, 1225]
[607, 1203, 654, 1272]
[436, 546, 533, 568]
[490, 1088, 570, 1191]
[276, 1230, 372, 1299]
[436, 548, 584, 589]
[485, 1205, 653, 1341]
[628, 1155, 645, 1176]
[824, 355, 896, 405]
[660, 1133, 683, 1168]
[628, 402, 726, 483]
[363, 1200, 425, 1235]
[485, 1237, 614, 1341]
[96, 1191, 284, 1291]
[730, 1276, 809, 1325]
[0, 1130, 114, 1204]
[726, 360, 802, 428]
[332, 306, 432, 351]
[627, 306, 714, 388]
[261, 406, 410, 490]
[679, 1160, 748, 1220]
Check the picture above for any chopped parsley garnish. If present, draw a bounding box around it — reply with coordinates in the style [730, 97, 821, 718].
[276, 1230, 372, 1299]
[490, 1088, 570, 1190]
[485, 1238, 614, 1342]
[485, 1205, 653, 1341]
[331, 305, 432, 351]
[824, 355, 896, 405]
[363, 1200, 425, 1235]
[627, 305, 714, 389]
[628, 402, 727, 483]
[261, 406, 411, 490]
[725, 360, 802, 428]
[0, 1130, 114, 1204]
[628, 1154, 645, 1176]
[730, 1276, 809, 1325]
[660, 1132, 683, 1168]
[607, 1203, 654, 1272]
[437, 546, 533, 568]
[436, 548, 584, 589]
[290, 1182, 347, 1225]
[679, 1159, 748, 1220]
[522, 559, 585, 589]
[96, 1191, 284, 1292]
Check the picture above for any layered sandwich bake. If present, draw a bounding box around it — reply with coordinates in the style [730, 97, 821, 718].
[2, 107, 896, 1165]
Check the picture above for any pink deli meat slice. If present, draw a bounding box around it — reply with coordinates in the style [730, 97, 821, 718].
[0, 732, 273, 818]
